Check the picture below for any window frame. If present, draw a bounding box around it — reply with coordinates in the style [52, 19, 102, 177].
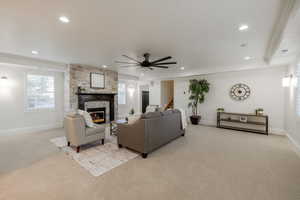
[25, 73, 56, 112]
[118, 82, 126, 105]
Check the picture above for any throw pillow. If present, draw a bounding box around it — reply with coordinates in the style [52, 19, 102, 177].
[127, 115, 141, 125]
[78, 110, 95, 128]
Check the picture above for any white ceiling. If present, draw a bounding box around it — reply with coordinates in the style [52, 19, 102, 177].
[0, 0, 293, 78]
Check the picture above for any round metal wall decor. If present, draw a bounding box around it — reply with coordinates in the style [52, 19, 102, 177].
[230, 83, 251, 101]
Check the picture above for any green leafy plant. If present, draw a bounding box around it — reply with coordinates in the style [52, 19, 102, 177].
[188, 79, 210, 116]
[217, 108, 225, 112]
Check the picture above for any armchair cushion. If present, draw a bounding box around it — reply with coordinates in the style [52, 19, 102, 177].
[86, 125, 106, 136]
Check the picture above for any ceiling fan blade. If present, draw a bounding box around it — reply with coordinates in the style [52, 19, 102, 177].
[122, 55, 141, 63]
[151, 56, 172, 64]
[119, 65, 139, 68]
[151, 65, 169, 69]
[115, 61, 139, 64]
[152, 62, 177, 65]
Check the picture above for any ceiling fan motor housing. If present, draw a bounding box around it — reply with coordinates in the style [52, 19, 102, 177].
[117, 53, 177, 69]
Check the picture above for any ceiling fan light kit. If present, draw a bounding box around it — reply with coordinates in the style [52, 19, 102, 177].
[115, 53, 177, 70]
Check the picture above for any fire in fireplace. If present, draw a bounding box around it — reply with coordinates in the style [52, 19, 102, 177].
[86, 107, 106, 124]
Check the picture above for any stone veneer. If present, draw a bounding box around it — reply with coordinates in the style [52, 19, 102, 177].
[68, 64, 118, 116]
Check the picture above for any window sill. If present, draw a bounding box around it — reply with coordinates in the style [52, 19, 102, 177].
[24, 108, 57, 113]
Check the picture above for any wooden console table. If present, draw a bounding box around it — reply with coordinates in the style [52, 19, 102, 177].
[217, 112, 268, 135]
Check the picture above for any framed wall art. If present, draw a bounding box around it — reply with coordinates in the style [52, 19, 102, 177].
[90, 72, 105, 89]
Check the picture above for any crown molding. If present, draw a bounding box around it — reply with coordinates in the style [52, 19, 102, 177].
[264, 0, 299, 64]
[0, 52, 67, 72]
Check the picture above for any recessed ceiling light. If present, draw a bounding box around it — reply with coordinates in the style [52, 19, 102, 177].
[244, 56, 252, 60]
[239, 24, 249, 31]
[102, 65, 107, 68]
[281, 49, 289, 53]
[31, 50, 39, 55]
[180, 67, 185, 70]
[59, 16, 70, 23]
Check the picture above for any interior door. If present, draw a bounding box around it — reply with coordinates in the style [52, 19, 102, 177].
[142, 91, 149, 113]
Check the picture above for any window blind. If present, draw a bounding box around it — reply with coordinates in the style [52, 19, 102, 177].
[26, 74, 55, 110]
[297, 65, 300, 116]
[118, 83, 126, 105]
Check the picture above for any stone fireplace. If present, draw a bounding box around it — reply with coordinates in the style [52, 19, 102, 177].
[67, 64, 118, 120]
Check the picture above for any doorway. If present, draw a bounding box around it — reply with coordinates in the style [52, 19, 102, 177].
[161, 80, 174, 110]
[142, 91, 149, 113]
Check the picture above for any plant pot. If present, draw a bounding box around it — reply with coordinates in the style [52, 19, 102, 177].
[190, 115, 201, 125]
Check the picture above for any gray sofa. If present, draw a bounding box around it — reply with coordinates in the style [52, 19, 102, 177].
[64, 114, 106, 153]
[117, 109, 185, 158]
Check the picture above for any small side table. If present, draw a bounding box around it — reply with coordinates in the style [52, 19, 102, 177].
[110, 119, 127, 135]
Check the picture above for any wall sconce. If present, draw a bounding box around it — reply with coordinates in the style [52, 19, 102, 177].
[0, 76, 8, 86]
[127, 86, 135, 97]
[282, 75, 298, 87]
[0, 76, 12, 97]
[282, 76, 290, 87]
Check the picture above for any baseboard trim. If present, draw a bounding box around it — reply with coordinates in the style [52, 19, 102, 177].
[269, 128, 286, 135]
[0, 123, 63, 135]
[286, 133, 300, 154]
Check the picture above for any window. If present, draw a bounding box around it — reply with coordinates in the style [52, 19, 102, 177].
[297, 65, 300, 116]
[118, 83, 126, 104]
[26, 74, 55, 110]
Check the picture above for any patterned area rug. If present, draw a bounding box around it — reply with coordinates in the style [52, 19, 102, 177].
[50, 132, 138, 177]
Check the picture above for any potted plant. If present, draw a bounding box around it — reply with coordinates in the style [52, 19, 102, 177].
[217, 108, 225, 112]
[188, 79, 210, 125]
[129, 108, 135, 115]
[255, 108, 264, 116]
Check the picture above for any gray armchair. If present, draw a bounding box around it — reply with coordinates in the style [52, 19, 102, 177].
[64, 114, 106, 153]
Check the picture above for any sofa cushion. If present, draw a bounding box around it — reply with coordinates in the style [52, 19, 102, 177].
[141, 111, 162, 119]
[86, 125, 105, 136]
[162, 110, 174, 116]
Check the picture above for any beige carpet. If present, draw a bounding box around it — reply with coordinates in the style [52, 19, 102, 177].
[0, 128, 63, 173]
[1, 125, 300, 200]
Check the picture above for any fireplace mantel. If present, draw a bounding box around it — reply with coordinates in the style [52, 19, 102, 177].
[76, 93, 117, 96]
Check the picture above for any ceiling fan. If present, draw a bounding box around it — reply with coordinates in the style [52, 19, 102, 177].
[115, 53, 177, 70]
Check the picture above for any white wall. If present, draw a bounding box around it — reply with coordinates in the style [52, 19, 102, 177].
[149, 80, 161, 106]
[285, 62, 300, 148]
[174, 66, 287, 134]
[118, 74, 140, 119]
[0, 64, 65, 134]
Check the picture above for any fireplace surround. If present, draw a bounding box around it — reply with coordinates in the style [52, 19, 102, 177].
[77, 93, 116, 122]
